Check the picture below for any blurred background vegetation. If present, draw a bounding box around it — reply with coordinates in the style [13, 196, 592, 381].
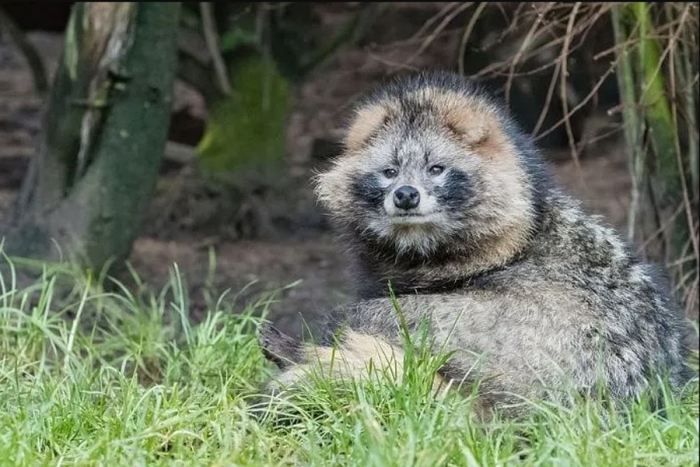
[0, 2, 697, 334]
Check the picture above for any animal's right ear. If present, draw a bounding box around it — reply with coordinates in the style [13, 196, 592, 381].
[344, 103, 393, 153]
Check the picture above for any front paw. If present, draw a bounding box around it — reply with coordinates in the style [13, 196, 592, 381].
[258, 321, 321, 397]
[258, 320, 304, 369]
[264, 364, 319, 396]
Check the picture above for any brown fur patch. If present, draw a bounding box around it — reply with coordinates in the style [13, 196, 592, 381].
[344, 103, 396, 154]
[443, 105, 490, 145]
[408, 88, 494, 147]
[406, 88, 533, 268]
[322, 83, 533, 278]
[293, 331, 449, 395]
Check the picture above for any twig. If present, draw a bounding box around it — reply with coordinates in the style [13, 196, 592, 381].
[559, 2, 582, 169]
[503, 2, 555, 104]
[638, 3, 692, 107]
[636, 203, 685, 254]
[405, 2, 474, 66]
[611, 5, 644, 244]
[469, 3, 603, 82]
[457, 2, 488, 76]
[681, 49, 699, 201]
[470, 32, 570, 80]
[0, 6, 48, 97]
[531, 54, 562, 139]
[199, 2, 232, 96]
[533, 58, 619, 143]
[665, 4, 700, 273]
[409, 2, 461, 44]
[531, 54, 618, 147]
[300, 3, 372, 75]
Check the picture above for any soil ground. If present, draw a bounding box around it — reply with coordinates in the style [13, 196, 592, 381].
[0, 23, 642, 338]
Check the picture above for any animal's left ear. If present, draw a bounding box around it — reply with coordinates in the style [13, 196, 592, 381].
[443, 104, 491, 146]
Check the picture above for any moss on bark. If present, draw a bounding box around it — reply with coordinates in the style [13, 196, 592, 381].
[2, 2, 181, 273]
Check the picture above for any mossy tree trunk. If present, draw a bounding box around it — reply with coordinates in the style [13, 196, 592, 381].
[612, 3, 693, 261]
[611, 3, 698, 318]
[2, 2, 181, 272]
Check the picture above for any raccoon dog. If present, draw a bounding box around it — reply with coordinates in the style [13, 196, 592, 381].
[260, 70, 693, 419]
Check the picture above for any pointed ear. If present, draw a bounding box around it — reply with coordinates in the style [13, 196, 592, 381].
[443, 104, 491, 146]
[344, 103, 394, 153]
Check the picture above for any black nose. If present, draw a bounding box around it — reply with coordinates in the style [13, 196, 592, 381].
[393, 185, 420, 210]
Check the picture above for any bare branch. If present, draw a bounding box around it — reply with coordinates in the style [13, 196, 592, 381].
[199, 2, 232, 96]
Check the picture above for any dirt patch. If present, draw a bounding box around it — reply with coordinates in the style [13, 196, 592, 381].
[0, 23, 638, 338]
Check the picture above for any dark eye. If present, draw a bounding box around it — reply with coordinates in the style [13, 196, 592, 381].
[383, 168, 398, 178]
[428, 165, 444, 176]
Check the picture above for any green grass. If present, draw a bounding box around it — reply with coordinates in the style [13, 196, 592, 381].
[0, 255, 697, 467]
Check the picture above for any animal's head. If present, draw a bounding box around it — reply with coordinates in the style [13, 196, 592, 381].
[315, 71, 548, 259]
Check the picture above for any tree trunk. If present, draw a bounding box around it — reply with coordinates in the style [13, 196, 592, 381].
[2, 2, 181, 272]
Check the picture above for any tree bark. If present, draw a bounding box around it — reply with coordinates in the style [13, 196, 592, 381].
[2, 2, 181, 272]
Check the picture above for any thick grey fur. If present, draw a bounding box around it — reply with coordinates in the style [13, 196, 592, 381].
[260, 70, 694, 418]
